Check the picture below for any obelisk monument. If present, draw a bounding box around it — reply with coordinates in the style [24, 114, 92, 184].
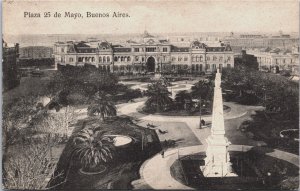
[200, 69, 237, 177]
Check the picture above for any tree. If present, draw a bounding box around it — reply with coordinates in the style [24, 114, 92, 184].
[174, 90, 192, 110]
[72, 129, 115, 171]
[87, 91, 117, 121]
[3, 141, 62, 190]
[145, 81, 173, 112]
[191, 80, 213, 102]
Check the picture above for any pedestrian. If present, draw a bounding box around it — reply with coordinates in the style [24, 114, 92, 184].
[201, 119, 206, 126]
[161, 150, 165, 158]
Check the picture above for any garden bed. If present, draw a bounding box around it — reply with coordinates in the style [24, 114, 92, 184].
[47, 116, 162, 190]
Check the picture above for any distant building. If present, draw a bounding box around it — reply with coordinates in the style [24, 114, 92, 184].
[222, 32, 298, 49]
[18, 46, 54, 68]
[53, 31, 234, 74]
[234, 50, 258, 70]
[19, 46, 53, 59]
[247, 45, 299, 73]
[2, 40, 20, 91]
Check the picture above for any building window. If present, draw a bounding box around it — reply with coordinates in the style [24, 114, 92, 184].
[192, 56, 195, 62]
[213, 56, 217, 61]
[103, 56, 106, 62]
[107, 56, 110, 62]
[92, 57, 95, 62]
[142, 57, 145, 62]
[121, 57, 124, 62]
[200, 56, 203, 62]
[196, 56, 199, 62]
[135, 56, 139, 62]
[219, 56, 223, 61]
[134, 48, 139, 52]
[69, 58, 73, 62]
[163, 47, 168, 52]
[146, 47, 156, 52]
[61, 48, 64, 53]
[172, 57, 176, 61]
[127, 56, 131, 62]
[206, 64, 210, 69]
[99, 57, 102, 62]
[227, 64, 231, 68]
[114, 57, 117, 62]
[178, 57, 182, 61]
[207, 56, 210, 61]
[212, 64, 216, 69]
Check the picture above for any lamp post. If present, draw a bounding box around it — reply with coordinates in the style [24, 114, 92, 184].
[199, 96, 206, 129]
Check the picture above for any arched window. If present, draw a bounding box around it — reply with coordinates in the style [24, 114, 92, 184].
[192, 56, 195, 62]
[107, 56, 110, 62]
[196, 56, 199, 62]
[103, 56, 106, 62]
[135, 56, 139, 62]
[196, 64, 199, 71]
[206, 56, 210, 61]
[192, 64, 195, 71]
[92, 57, 95, 62]
[219, 56, 223, 61]
[127, 56, 130, 62]
[200, 56, 203, 62]
[114, 56, 117, 62]
[99, 57, 102, 62]
[213, 56, 217, 61]
[121, 57, 124, 62]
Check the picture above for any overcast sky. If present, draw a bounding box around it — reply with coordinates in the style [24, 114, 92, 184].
[3, 0, 299, 35]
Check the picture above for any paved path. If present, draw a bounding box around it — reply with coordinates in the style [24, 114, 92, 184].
[133, 145, 300, 190]
[117, 100, 262, 145]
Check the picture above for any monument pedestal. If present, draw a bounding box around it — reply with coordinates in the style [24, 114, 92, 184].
[200, 135, 237, 177]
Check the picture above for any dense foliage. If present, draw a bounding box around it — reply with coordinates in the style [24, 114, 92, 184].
[222, 66, 299, 119]
[144, 81, 173, 113]
[87, 91, 117, 121]
[72, 129, 115, 170]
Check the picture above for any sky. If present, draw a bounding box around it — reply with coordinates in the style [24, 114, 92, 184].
[3, 0, 299, 35]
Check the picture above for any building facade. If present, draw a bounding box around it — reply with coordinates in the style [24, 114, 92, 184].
[247, 46, 299, 73]
[19, 46, 53, 59]
[2, 40, 20, 91]
[53, 32, 234, 74]
[222, 33, 299, 49]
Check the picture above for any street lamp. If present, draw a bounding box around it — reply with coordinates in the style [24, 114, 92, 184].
[199, 96, 205, 129]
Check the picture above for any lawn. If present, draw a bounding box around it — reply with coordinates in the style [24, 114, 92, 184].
[137, 120, 201, 148]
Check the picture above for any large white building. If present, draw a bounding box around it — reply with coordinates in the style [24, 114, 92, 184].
[247, 45, 299, 73]
[53, 31, 234, 74]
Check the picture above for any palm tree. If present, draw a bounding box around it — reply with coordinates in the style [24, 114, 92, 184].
[191, 80, 213, 101]
[145, 81, 173, 112]
[175, 90, 192, 110]
[87, 91, 116, 121]
[72, 129, 115, 172]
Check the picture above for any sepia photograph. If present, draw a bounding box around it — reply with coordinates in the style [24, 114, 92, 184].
[2, 0, 299, 190]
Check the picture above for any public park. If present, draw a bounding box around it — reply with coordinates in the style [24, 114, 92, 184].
[2, 62, 299, 190]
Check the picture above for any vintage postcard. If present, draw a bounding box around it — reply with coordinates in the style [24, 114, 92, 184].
[2, 0, 299, 190]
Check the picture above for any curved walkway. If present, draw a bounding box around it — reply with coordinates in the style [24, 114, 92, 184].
[117, 100, 262, 145]
[135, 145, 299, 190]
